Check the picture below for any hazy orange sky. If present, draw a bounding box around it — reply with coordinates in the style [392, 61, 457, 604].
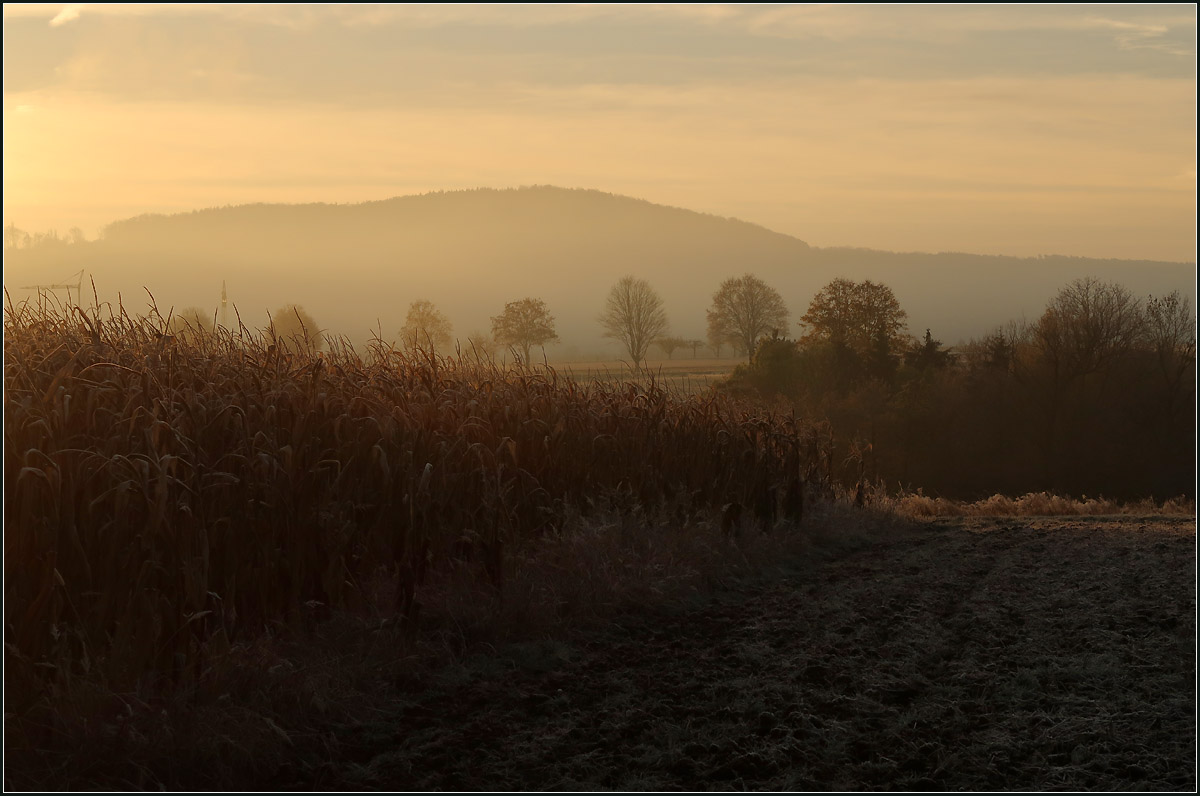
[3, 4, 1196, 261]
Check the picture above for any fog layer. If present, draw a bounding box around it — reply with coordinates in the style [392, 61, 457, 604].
[4, 187, 1193, 355]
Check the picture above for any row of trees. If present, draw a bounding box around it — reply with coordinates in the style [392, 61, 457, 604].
[159, 278, 759, 370]
[166, 304, 326, 351]
[597, 272, 915, 373]
[164, 298, 563, 364]
[598, 272, 913, 372]
[161, 274, 915, 370]
[165, 275, 787, 369]
[3, 222, 87, 251]
[598, 273, 794, 369]
[729, 276, 1195, 500]
[164, 272, 1192, 398]
[160, 272, 1194, 499]
[405, 297, 563, 364]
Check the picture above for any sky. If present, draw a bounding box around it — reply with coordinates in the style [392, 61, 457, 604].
[3, 3, 1196, 261]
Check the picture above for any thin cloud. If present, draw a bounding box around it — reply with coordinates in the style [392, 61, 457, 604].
[49, 4, 83, 27]
[738, 4, 1195, 45]
[1086, 16, 1194, 56]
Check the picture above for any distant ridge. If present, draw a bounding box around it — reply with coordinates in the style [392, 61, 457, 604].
[104, 187, 807, 249]
[5, 186, 1193, 351]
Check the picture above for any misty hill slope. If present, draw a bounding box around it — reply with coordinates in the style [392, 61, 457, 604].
[5, 186, 1193, 351]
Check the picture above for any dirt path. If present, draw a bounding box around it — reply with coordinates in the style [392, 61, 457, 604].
[285, 516, 1194, 791]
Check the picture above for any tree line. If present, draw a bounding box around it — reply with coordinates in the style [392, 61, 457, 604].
[725, 276, 1194, 501]
[4, 222, 87, 251]
[82, 266, 1199, 500]
[163, 275, 779, 368]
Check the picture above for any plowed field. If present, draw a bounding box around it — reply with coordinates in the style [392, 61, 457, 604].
[299, 516, 1196, 791]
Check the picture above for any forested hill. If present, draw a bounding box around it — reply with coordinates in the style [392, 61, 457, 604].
[4, 186, 1193, 351]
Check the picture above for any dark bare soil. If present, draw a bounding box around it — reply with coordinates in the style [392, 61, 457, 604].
[7, 515, 1194, 791]
[281, 516, 1196, 791]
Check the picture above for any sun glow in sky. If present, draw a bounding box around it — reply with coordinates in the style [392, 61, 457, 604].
[3, 3, 1196, 260]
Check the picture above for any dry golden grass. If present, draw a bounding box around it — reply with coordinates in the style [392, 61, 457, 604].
[878, 488, 1195, 518]
[4, 294, 829, 706]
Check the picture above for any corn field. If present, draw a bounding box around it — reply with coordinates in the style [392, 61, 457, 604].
[4, 297, 834, 694]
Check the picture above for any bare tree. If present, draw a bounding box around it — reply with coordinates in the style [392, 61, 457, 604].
[707, 274, 790, 357]
[491, 297, 558, 364]
[1033, 277, 1143, 383]
[707, 331, 725, 358]
[1144, 290, 1195, 377]
[599, 276, 669, 370]
[655, 336, 688, 359]
[400, 299, 453, 352]
[3, 222, 30, 250]
[1144, 290, 1196, 433]
[1028, 278, 1144, 481]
